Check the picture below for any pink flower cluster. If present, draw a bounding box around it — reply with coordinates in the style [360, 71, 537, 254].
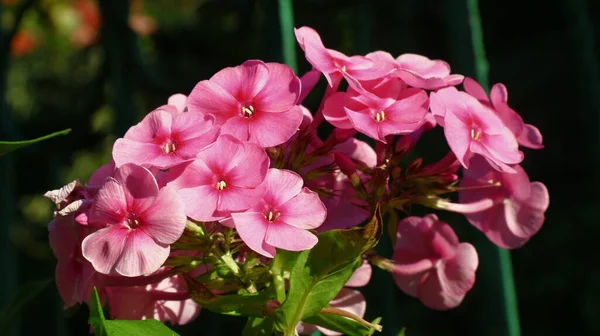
[45, 26, 549, 328]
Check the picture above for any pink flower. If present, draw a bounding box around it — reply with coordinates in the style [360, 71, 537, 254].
[295, 26, 389, 87]
[187, 60, 303, 148]
[82, 164, 186, 277]
[112, 105, 219, 169]
[323, 77, 429, 142]
[231, 169, 327, 258]
[167, 135, 269, 221]
[296, 261, 371, 335]
[391, 214, 478, 310]
[105, 274, 200, 325]
[463, 77, 543, 149]
[394, 54, 464, 90]
[459, 156, 549, 249]
[430, 86, 523, 173]
[49, 215, 100, 308]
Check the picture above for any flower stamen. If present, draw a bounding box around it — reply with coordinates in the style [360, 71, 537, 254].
[375, 111, 386, 123]
[215, 181, 227, 190]
[241, 105, 255, 118]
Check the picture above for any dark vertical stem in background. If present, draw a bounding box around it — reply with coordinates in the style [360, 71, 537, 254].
[277, 0, 297, 72]
[465, 0, 521, 335]
[98, 0, 137, 136]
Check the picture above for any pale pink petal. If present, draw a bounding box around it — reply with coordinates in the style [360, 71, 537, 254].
[112, 138, 164, 168]
[438, 243, 478, 297]
[232, 212, 273, 258]
[44, 180, 81, 204]
[263, 169, 303, 206]
[443, 111, 473, 168]
[140, 187, 186, 244]
[294, 27, 337, 86]
[187, 80, 239, 124]
[317, 289, 367, 336]
[90, 178, 127, 226]
[279, 188, 327, 229]
[345, 261, 372, 287]
[254, 63, 301, 112]
[462, 77, 489, 102]
[417, 271, 464, 310]
[166, 159, 213, 191]
[81, 225, 129, 274]
[217, 187, 264, 212]
[161, 298, 201, 325]
[114, 230, 170, 276]
[168, 94, 188, 113]
[211, 60, 270, 101]
[265, 223, 318, 252]
[177, 186, 219, 221]
[248, 106, 303, 147]
[227, 142, 269, 188]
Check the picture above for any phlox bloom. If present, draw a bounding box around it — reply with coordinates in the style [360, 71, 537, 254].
[106, 274, 200, 325]
[323, 77, 429, 142]
[430, 86, 523, 173]
[82, 164, 186, 277]
[391, 214, 478, 310]
[459, 156, 549, 249]
[187, 60, 303, 148]
[231, 169, 327, 258]
[463, 77, 543, 149]
[168, 134, 269, 221]
[112, 104, 219, 169]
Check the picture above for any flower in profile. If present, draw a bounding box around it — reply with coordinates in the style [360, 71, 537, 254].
[187, 60, 303, 148]
[113, 103, 219, 169]
[463, 77, 543, 149]
[430, 86, 523, 173]
[394, 53, 464, 90]
[390, 214, 478, 310]
[322, 77, 429, 142]
[82, 164, 186, 277]
[231, 169, 327, 258]
[459, 156, 549, 249]
[168, 135, 269, 221]
[106, 274, 200, 325]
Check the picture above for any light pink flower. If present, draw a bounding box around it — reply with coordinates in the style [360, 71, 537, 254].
[459, 156, 549, 249]
[296, 261, 371, 335]
[187, 60, 303, 148]
[430, 86, 523, 173]
[394, 54, 464, 90]
[105, 274, 200, 325]
[295, 26, 390, 87]
[323, 77, 429, 142]
[112, 105, 219, 169]
[391, 214, 478, 310]
[463, 77, 543, 149]
[49, 215, 100, 308]
[231, 169, 326, 258]
[82, 164, 186, 277]
[167, 135, 269, 221]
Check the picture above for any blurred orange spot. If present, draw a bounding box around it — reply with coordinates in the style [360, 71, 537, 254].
[10, 31, 37, 57]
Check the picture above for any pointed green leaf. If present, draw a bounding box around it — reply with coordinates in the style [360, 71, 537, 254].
[0, 279, 52, 335]
[302, 313, 371, 336]
[0, 129, 71, 157]
[274, 207, 383, 335]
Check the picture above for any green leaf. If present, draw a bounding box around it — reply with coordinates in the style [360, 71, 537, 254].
[0, 279, 52, 335]
[242, 317, 274, 336]
[184, 275, 275, 316]
[0, 129, 71, 157]
[88, 287, 179, 336]
[302, 313, 371, 336]
[274, 206, 383, 335]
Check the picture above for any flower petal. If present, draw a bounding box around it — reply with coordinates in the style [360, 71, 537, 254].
[187, 80, 239, 124]
[90, 177, 127, 226]
[211, 60, 270, 102]
[262, 169, 304, 206]
[279, 188, 327, 229]
[254, 62, 301, 113]
[265, 223, 318, 252]
[177, 186, 220, 222]
[232, 212, 274, 258]
[140, 186, 186, 244]
[81, 225, 128, 274]
[114, 230, 170, 276]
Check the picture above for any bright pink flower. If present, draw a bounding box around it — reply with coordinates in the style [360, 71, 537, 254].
[187, 60, 303, 147]
[294, 26, 389, 87]
[430, 86, 523, 173]
[463, 77, 543, 149]
[459, 156, 549, 249]
[231, 169, 326, 258]
[49, 215, 100, 308]
[394, 54, 464, 90]
[391, 214, 478, 310]
[323, 77, 429, 142]
[112, 105, 219, 169]
[82, 164, 186, 277]
[296, 261, 371, 335]
[105, 274, 200, 325]
[167, 135, 269, 221]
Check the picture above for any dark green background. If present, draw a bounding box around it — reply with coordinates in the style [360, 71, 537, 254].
[0, 0, 596, 335]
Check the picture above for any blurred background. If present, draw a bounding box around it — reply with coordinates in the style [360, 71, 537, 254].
[0, 0, 597, 335]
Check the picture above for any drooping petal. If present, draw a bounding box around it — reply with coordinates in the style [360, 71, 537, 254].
[264, 222, 318, 252]
[140, 186, 186, 245]
[114, 230, 170, 277]
[294, 27, 338, 86]
[322, 92, 357, 129]
[231, 212, 274, 258]
[279, 188, 327, 229]
[81, 225, 129, 274]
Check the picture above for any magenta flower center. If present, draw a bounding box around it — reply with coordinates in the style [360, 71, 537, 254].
[264, 210, 281, 223]
[375, 111, 386, 123]
[241, 105, 255, 118]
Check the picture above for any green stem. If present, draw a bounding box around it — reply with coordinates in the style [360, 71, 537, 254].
[277, 0, 297, 73]
[466, 1, 521, 335]
[270, 256, 287, 304]
[221, 252, 257, 293]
